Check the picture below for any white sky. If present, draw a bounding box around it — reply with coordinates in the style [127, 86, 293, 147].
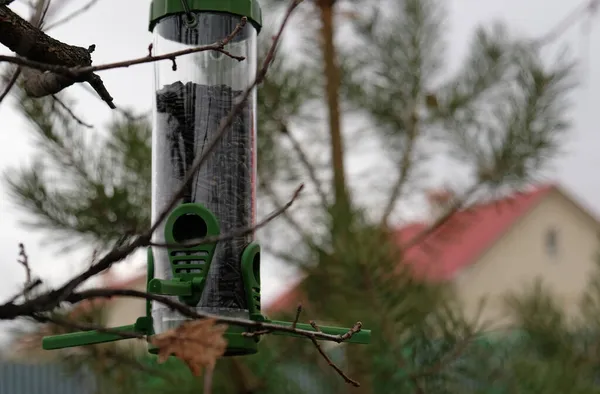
[0, 0, 598, 344]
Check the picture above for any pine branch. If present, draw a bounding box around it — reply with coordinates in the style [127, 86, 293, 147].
[5, 89, 151, 250]
[379, 100, 419, 225]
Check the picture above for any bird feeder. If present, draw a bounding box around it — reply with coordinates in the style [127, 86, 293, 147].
[41, 0, 370, 357]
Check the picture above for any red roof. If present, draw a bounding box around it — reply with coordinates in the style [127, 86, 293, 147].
[265, 184, 557, 314]
[396, 184, 555, 281]
[264, 279, 305, 315]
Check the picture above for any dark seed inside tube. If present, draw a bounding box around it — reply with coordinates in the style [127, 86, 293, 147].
[155, 81, 252, 310]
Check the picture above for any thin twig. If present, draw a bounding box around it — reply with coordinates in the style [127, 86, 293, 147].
[310, 336, 360, 387]
[242, 329, 270, 337]
[52, 94, 93, 128]
[17, 243, 31, 286]
[6, 279, 42, 304]
[259, 179, 320, 250]
[150, 184, 304, 249]
[292, 304, 302, 329]
[0, 18, 248, 77]
[44, 0, 101, 31]
[379, 102, 419, 226]
[310, 320, 320, 331]
[245, 304, 362, 386]
[340, 322, 363, 340]
[533, 0, 599, 48]
[0, 67, 20, 104]
[242, 303, 303, 338]
[59, 288, 361, 344]
[281, 125, 330, 208]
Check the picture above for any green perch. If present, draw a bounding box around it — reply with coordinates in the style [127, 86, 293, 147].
[42, 203, 371, 355]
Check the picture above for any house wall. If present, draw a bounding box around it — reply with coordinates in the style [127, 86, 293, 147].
[104, 277, 148, 328]
[453, 190, 600, 327]
[104, 276, 148, 353]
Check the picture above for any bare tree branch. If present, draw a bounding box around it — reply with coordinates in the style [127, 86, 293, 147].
[0, 17, 248, 77]
[0, 66, 20, 104]
[0, 4, 115, 108]
[308, 318, 360, 387]
[51, 94, 94, 128]
[54, 287, 363, 344]
[280, 123, 330, 208]
[0, 0, 47, 105]
[41, 292, 363, 386]
[380, 102, 419, 226]
[533, 0, 599, 48]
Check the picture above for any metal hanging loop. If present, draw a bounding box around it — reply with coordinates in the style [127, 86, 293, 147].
[180, 0, 197, 27]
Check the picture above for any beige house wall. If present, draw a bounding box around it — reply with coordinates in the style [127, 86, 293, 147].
[454, 189, 600, 327]
[104, 277, 147, 328]
[103, 276, 148, 353]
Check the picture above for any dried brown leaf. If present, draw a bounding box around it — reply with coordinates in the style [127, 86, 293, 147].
[150, 318, 228, 376]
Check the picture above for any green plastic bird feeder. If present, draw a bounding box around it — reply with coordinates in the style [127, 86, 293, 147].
[42, 0, 370, 357]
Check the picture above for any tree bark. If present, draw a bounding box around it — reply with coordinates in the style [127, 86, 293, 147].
[0, 4, 115, 108]
[0, 5, 91, 66]
[317, 0, 351, 227]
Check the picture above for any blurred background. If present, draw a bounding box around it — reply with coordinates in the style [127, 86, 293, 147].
[0, 0, 600, 392]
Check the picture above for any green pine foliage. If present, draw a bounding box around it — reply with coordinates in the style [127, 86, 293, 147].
[3, 0, 590, 392]
[5, 85, 151, 253]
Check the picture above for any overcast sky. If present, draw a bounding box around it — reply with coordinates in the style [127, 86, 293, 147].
[0, 0, 598, 343]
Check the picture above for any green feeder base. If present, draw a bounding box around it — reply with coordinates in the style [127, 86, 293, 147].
[41, 203, 371, 358]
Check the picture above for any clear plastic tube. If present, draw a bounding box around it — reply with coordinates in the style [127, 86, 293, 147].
[151, 12, 257, 335]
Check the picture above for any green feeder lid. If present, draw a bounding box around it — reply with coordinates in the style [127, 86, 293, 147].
[149, 0, 263, 32]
